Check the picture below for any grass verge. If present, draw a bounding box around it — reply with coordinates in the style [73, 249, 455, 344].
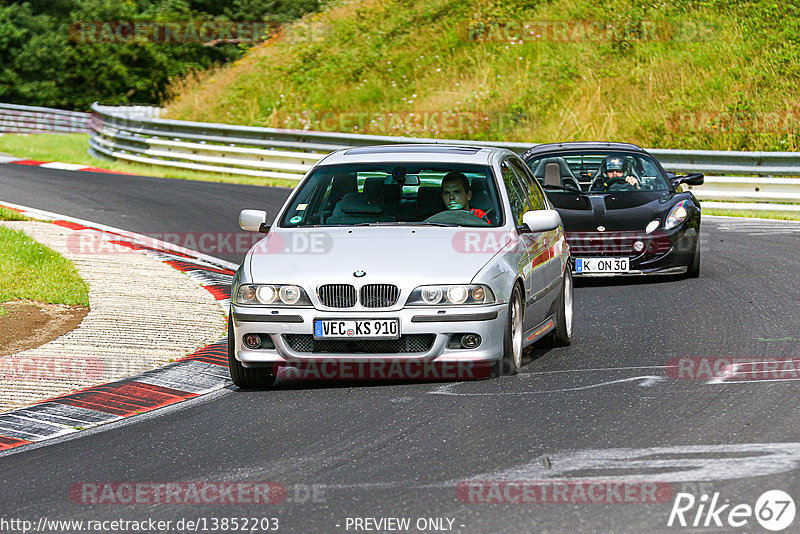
[165, 0, 800, 151]
[0, 133, 297, 189]
[0, 225, 90, 308]
[0, 207, 30, 222]
[704, 208, 800, 221]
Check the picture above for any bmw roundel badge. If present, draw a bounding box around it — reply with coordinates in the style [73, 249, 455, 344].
[354, 270, 366, 277]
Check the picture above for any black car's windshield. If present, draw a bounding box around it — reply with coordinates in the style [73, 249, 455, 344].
[279, 163, 503, 227]
[526, 152, 670, 193]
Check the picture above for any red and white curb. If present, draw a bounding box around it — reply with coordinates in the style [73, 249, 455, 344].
[0, 201, 238, 452]
[0, 154, 131, 174]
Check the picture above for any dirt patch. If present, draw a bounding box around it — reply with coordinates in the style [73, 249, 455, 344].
[0, 300, 89, 356]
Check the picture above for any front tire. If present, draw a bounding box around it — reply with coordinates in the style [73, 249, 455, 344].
[493, 285, 523, 377]
[541, 268, 573, 347]
[227, 314, 276, 388]
[686, 243, 701, 278]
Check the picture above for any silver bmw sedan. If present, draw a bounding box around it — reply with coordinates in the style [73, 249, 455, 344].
[229, 144, 573, 387]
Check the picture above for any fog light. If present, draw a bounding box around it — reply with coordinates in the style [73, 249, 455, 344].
[633, 240, 645, 253]
[243, 334, 261, 349]
[461, 334, 481, 349]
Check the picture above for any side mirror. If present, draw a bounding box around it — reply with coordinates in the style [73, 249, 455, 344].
[239, 209, 269, 232]
[682, 173, 705, 186]
[521, 209, 561, 233]
[669, 172, 704, 187]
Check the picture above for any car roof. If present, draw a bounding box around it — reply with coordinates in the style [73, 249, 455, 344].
[522, 141, 648, 160]
[318, 144, 513, 166]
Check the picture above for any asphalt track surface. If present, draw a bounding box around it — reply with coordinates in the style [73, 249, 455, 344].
[2, 165, 800, 533]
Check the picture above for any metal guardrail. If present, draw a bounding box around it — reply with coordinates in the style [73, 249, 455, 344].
[0, 103, 92, 134]
[4, 102, 799, 210]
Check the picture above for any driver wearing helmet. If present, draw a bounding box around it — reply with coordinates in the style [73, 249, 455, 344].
[599, 156, 640, 190]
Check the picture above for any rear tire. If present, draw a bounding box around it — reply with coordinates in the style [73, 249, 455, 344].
[687, 243, 701, 278]
[227, 314, 276, 388]
[492, 285, 523, 377]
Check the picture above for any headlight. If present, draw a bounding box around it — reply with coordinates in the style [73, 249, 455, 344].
[235, 284, 311, 306]
[664, 200, 691, 230]
[421, 286, 443, 304]
[407, 284, 495, 306]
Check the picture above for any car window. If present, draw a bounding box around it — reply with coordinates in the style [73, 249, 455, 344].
[500, 159, 530, 226]
[279, 163, 503, 227]
[526, 152, 670, 192]
[509, 158, 547, 210]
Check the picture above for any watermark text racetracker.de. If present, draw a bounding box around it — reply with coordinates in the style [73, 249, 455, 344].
[0, 355, 104, 381]
[69, 481, 326, 505]
[273, 110, 493, 136]
[0, 517, 280, 533]
[276, 360, 492, 381]
[457, 480, 674, 504]
[66, 230, 333, 256]
[465, 19, 718, 43]
[667, 110, 800, 134]
[667, 357, 800, 381]
[69, 21, 278, 45]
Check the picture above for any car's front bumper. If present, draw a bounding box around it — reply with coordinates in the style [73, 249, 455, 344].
[567, 222, 698, 276]
[231, 303, 508, 367]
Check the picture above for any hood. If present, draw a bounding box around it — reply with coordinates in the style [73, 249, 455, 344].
[547, 191, 679, 232]
[246, 226, 507, 288]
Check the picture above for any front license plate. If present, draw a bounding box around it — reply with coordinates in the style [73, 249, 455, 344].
[313, 319, 400, 339]
[575, 257, 630, 273]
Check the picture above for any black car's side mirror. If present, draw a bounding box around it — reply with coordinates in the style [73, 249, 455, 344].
[682, 173, 705, 186]
[669, 172, 704, 187]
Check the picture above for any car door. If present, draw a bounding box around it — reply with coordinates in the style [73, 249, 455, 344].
[510, 157, 564, 313]
[499, 158, 546, 331]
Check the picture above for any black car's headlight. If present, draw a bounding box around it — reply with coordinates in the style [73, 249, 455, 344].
[235, 284, 312, 306]
[664, 200, 691, 230]
[407, 284, 495, 306]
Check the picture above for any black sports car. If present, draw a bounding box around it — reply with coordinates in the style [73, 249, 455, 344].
[522, 142, 704, 277]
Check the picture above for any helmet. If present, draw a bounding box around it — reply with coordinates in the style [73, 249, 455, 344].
[605, 156, 625, 172]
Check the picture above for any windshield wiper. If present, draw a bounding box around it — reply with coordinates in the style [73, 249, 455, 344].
[411, 222, 460, 227]
[349, 221, 460, 227]
[544, 185, 585, 194]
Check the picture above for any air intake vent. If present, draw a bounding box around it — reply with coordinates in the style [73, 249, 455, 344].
[318, 284, 357, 308]
[360, 284, 400, 308]
[284, 334, 435, 354]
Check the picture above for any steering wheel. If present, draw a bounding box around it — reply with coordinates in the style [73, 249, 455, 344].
[592, 177, 641, 192]
[589, 176, 619, 191]
[424, 210, 490, 227]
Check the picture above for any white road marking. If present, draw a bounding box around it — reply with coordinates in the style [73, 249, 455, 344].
[707, 358, 800, 384]
[38, 162, 88, 171]
[528, 365, 672, 375]
[456, 442, 800, 483]
[428, 375, 665, 396]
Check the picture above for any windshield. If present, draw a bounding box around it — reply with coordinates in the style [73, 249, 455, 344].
[279, 163, 503, 227]
[526, 152, 670, 193]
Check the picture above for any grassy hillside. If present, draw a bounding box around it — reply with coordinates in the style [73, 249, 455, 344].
[165, 0, 800, 151]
